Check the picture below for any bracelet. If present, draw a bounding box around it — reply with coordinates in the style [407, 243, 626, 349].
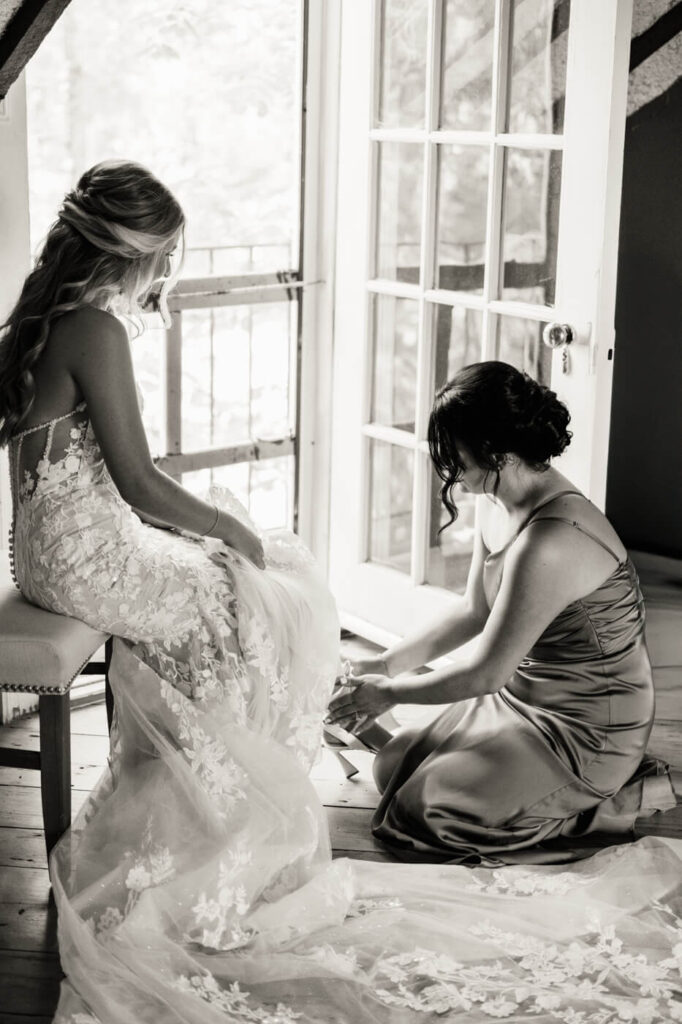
[202, 503, 220, 537]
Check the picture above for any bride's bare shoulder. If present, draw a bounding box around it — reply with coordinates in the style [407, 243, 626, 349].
[52, 306, 127, 344]
[52, 307, 129, 369]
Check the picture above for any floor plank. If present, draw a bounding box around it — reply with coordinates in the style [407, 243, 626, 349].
[0, 867, 51, 906]
[0, 828, 47, 870]
[0, 1016, 53, 1024]
[0, 787, 89, 832]
[0, 900, 58, 955]
[0, 951, 61, 1018]
[0, 762, 106, 791]
[0, 725, 108, 766]
[647, 719, 682, 768]
[67, 704, 110, 736]
[326, 806, 378, 853]
[652, 668, 682, 720]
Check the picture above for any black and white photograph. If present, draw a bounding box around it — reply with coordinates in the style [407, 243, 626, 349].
[0, 1, 681, 1020]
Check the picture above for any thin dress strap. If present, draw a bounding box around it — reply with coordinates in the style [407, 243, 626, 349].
[485, 489, 584, 563]
[514, 489, 584, 538]
[9, 402, 88, 512]
[525, 515, 625, 565]
[10, 401, 87, 443]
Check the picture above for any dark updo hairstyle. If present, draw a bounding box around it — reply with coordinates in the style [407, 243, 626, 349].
[428, 361, 572, 529]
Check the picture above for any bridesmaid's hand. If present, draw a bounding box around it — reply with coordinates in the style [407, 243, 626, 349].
[327, 674, 395, 727]
[348, 655, 390, 678]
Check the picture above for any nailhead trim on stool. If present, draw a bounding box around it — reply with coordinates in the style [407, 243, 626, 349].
[0, 650, 98, 695]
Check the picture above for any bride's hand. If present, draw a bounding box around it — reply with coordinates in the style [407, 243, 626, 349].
[217, 515, 265, 569]
[326, 674, 395, 727]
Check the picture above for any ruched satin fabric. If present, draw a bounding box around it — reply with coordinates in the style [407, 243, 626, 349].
[372, 554, 676, 865]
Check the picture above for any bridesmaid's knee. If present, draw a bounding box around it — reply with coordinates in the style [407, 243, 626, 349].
[373, 726, 420, 794]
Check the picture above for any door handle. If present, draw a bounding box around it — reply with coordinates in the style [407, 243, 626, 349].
[542, 322, 575, 348]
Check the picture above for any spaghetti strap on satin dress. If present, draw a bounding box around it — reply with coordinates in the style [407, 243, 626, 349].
[372, 492, 676, 865]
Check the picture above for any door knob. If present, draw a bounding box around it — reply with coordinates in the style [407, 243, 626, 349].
[542, 322, 575, 348]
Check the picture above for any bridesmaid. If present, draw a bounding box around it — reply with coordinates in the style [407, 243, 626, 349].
[328, 361, 675, 864]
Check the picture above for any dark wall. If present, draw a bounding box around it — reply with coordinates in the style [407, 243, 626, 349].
[606, 74, 682, 558]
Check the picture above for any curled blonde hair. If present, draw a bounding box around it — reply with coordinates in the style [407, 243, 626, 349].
[0, 159, 185, 447]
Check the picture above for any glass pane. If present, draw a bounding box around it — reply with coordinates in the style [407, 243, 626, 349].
[183, 244, 292, 279]
[183, 456, 294, 531]
[371, 296, 419, 431]
[26, 0, 301, 269]
[431, 304, 484, 391]
[507, 0, 570, 135]
[497, 316, 552, 385]
[426, 470, 476, 591]
[368, 441, 413, 573]
[131, 324, 165, 456]
[440, 0, 496, 131]
[376, 143, 423, 282]
[500, 147, 562, 306]
[181, 303, 292, 453]
[250, 303, 295, 440]
[244, 456, 295, 531]
[436, 146, 489, 294]
[378, 0, 428, 128]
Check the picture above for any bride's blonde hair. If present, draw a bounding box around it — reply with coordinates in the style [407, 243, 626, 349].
[0, 159, 185, 447]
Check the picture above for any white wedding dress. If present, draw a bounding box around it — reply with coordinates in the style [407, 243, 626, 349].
[8, 401, 682, 1023]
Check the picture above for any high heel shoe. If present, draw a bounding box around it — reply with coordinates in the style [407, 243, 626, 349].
[322, 723, 377, 780]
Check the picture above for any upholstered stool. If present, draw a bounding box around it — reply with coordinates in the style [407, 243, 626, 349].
[0, 552, 111, 855]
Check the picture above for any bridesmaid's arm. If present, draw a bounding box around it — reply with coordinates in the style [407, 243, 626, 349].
[378, 527, 489, 676]
[388, 525, 580, 704]
[328, 524, 581, 723]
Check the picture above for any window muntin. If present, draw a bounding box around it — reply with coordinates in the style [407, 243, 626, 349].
[365, 0, 570, 588]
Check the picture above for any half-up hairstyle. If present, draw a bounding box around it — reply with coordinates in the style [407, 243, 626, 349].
[428, 361, 572, 529]
[0, 159, 184, 447]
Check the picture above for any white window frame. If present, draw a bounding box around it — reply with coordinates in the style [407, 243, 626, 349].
[138, 0, 342, 563]
[328, 0, 634, 645]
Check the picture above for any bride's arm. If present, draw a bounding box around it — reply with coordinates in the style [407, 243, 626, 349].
[130, 505, 175, 530]
[357, 527, 489, 678]
[63, 308, 264, 565]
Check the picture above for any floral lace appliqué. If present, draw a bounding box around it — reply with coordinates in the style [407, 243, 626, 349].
[172, 973, 302, 1023]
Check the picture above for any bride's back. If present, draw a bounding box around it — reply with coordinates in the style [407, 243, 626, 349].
[20, 310, 88, 432]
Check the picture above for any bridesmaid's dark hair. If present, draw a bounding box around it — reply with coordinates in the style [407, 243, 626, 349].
[428, 361, 572, 528]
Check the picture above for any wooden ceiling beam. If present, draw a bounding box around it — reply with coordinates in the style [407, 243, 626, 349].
[0, 0, 72, 99]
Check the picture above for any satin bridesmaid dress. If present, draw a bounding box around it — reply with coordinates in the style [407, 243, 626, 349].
[372, 491, 676, 865]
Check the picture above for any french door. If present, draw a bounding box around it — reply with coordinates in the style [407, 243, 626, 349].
[329, 0, 633, 642]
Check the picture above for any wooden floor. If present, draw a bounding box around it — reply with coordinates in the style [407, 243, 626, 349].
[1, 573, 680, 1022]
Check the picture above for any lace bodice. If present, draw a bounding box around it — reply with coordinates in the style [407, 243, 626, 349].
[7, 402, 113, 587]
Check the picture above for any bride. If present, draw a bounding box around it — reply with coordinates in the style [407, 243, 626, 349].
[1, 160, 680, 1023]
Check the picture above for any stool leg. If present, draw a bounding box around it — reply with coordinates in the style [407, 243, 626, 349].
[104, 636, 114, 734]
[39, 693, 71, 858]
